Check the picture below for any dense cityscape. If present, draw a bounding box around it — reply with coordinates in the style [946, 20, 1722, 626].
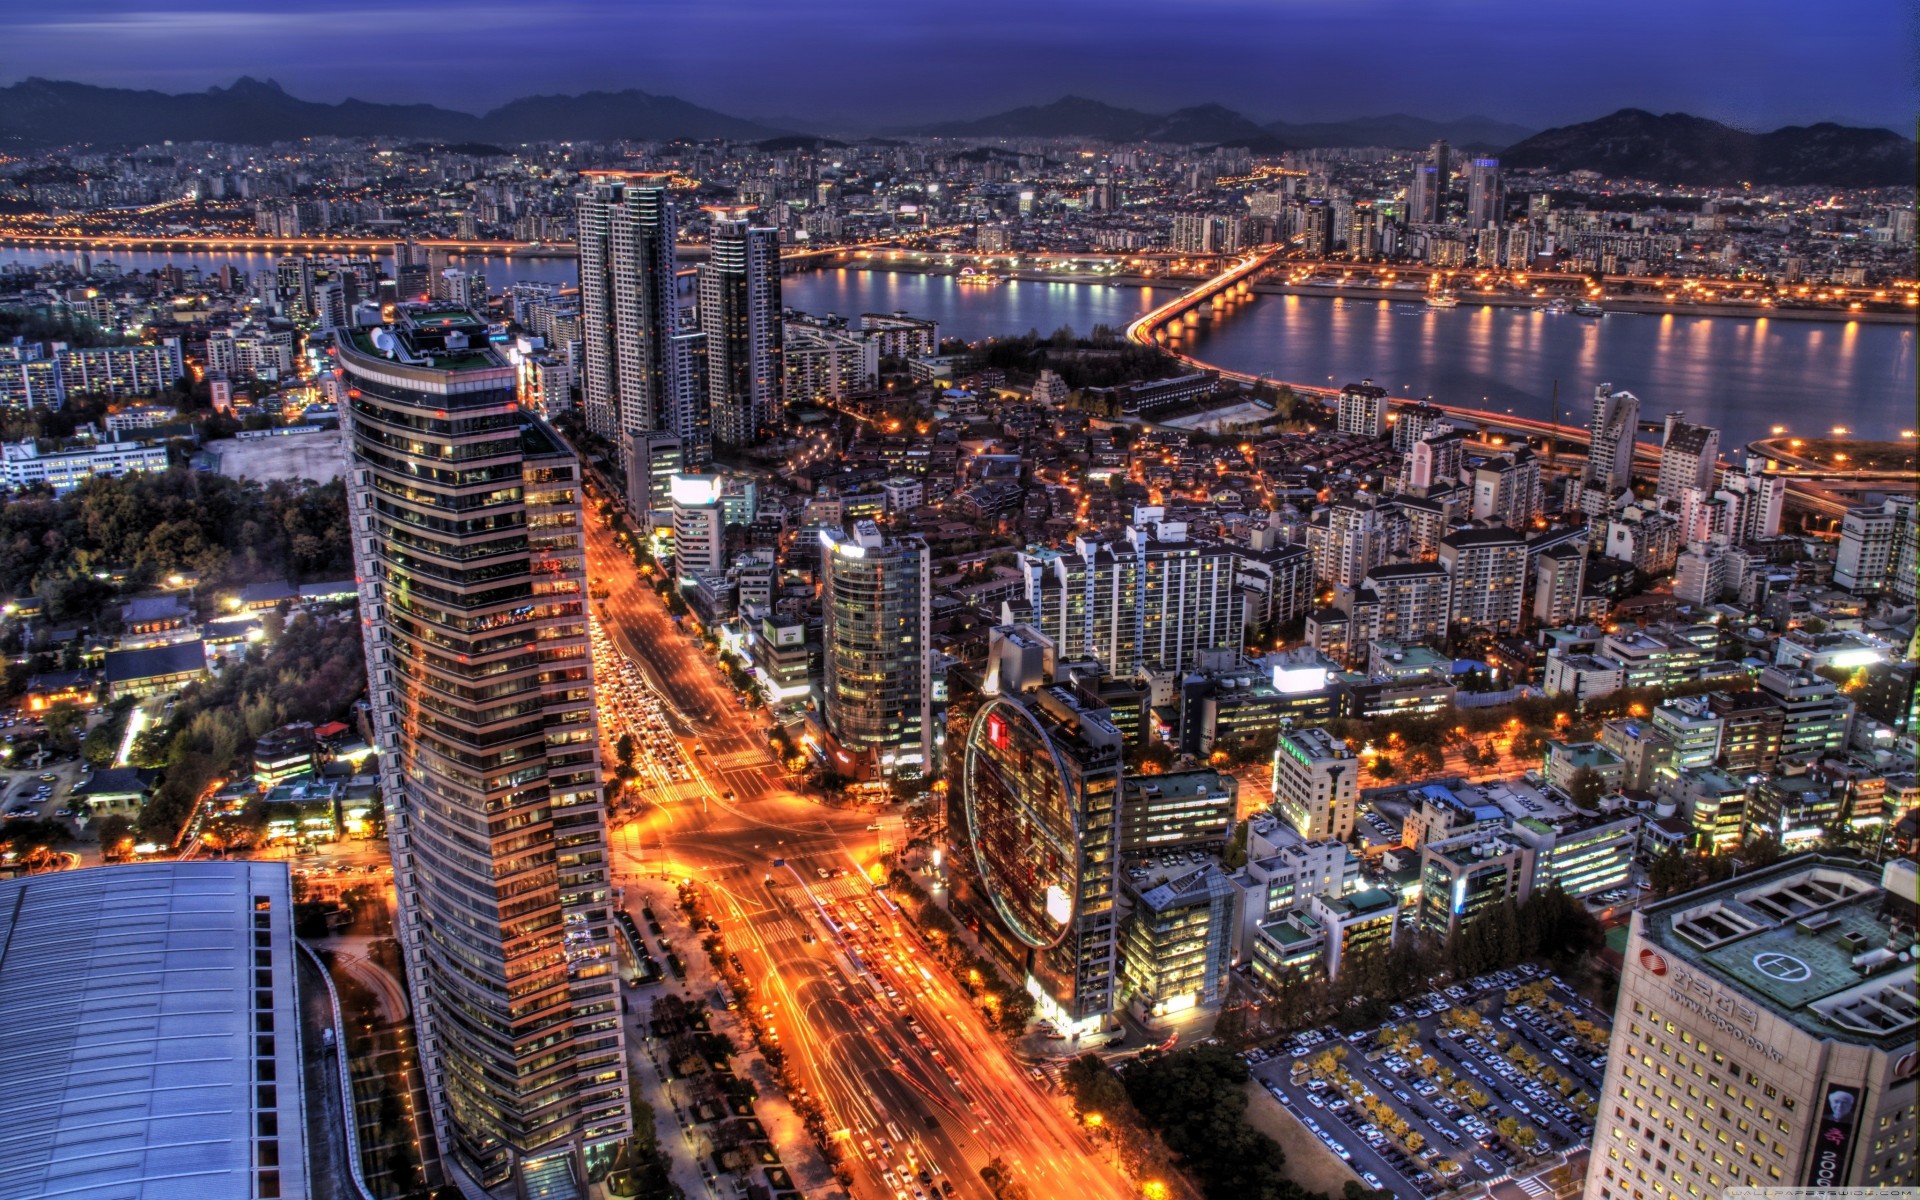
[0, 10, 1914, 1200]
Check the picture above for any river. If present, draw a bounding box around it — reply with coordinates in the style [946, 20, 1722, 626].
[5, 247, 1912, 447]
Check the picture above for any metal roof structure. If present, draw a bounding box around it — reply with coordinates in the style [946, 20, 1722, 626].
[0, 862, 310, 1200]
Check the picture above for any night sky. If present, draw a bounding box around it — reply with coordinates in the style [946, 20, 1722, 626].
[1, 0, 1910, 132]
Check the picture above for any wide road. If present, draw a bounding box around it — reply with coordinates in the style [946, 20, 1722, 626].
[579, 490, 1133, 1200]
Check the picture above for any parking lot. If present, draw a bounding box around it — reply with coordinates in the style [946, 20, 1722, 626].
[1245, 964, 1610, 1197]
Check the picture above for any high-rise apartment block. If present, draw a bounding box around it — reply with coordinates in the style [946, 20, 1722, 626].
[821, 521, 932, 778]
[1337, 380, 1390, 439]
[577, 173, 710, 470]
[1587, 857, 1917, 1200]
[1656, 416, 1721, 503]
[1020, 525, 1244, 675]
[1834, 495, 1918, 597]
[340, 308, 629, 1191]
[1441, 526, 1529, 636]
[1586, 383, 1641, 498]
[699, 215, 783, 448]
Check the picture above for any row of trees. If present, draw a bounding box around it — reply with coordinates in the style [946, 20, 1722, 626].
[1220, 885, 1606, 1044]
[885, 866, 1037, 1035]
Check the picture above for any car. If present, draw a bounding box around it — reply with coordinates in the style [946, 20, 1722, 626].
[37, 773, 55, 783]
[1361, 1172, 1383, 1189]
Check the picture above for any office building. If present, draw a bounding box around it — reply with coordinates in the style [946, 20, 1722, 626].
[1508, 811, 1640, 900]
[1119, 768, 1237, 854]
[1463, 157, 1504, 228]
[699, 215, 783, 448]
[960, 686, 1125, 1028]
[1586, 857, 1918, 1200]
[821, 521, 931, 778]
[1308, 887, 1400, 979]
[669, 473, 727, 581]
[577, 173, 709, 469]
[1417, 830, 1535, 941]
[1656, 416, 1721, 503]
[341, 308, 629, 1191]
[625, 430, 684, 521]
[1337, 380, 1390, 439]
[1021, 524, 1244, 675]
[1441, 525, 1529, 636]
[1272, 726, 1358, 842]
[0, 862, 312, 1200]
[1119, 865, 1239, 1023]
[1586, 383, 1641, 497]
[1756, 667, 1854, 761]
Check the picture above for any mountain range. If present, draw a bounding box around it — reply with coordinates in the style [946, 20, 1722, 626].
[921, 96, 1533, 151]
[1499, 109, 1917, 188]
[0, 78, 1910, 187]
[0, 76, 784, 149]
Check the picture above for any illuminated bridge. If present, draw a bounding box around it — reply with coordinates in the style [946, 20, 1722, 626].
[1128, 252, 1849, 522]
[1126, 246, 1280, 348]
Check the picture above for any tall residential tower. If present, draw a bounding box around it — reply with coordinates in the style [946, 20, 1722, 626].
[577, 173, 710, 472]
[699, 214, 784, 448]
[341, 307, 629, 1193]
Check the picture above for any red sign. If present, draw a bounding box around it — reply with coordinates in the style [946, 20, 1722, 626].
[1639, 948, 1668, 977]
[986, 713, 1008, 749]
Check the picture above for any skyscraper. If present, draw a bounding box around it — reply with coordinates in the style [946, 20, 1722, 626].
[821, 520, 932, 778]
[341, 307, 629, 1192]
[960, 684, 1124, 1028]
[1406, 164, 1442, 225]
[577, 173, 709, 471]
[1464, 157, 1504, 229]
[699, 214, 784, 448]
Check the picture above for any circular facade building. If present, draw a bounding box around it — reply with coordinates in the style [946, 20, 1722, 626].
[961, 696, 1080, 949]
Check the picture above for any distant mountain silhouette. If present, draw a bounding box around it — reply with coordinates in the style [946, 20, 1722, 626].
[1499, 109, 1916, 187]
[918, 96, 1285, 148]
[1264, 113, 1535, 151]
[0, 76, 782, 147]
[3, 78, 1906, 187]
[919, 96, 1160, 140]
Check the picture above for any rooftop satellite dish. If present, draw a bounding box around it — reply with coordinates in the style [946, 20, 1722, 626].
[370, 327, 398, 357]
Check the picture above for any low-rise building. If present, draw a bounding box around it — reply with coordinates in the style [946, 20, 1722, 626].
[1118, 864, 1239, 1024]
[102, 639, 207, 699]
[1120, 769, 1236, 854]
[0, 437, 170, 494]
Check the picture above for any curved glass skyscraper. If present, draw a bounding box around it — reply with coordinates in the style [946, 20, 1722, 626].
[339, 307, 628, 1194]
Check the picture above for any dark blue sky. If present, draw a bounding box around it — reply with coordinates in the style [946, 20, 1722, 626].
[2, 0, 1910, 131]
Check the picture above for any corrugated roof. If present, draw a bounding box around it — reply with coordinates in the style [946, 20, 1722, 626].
[0, 862, 309, 1200]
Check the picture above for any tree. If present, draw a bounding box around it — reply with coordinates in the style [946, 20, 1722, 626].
[1222, 820, 1250, 870]
[94, 813, 135, 861]
[1566, 766, 1606, 810]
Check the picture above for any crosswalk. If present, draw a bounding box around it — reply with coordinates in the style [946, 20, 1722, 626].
[1515, 1173, 1551, 1197]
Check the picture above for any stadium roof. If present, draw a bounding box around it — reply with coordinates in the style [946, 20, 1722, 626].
[0, 862, 310, 1200]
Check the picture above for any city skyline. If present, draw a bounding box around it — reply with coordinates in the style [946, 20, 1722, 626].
[2, 0, 1912, 131]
